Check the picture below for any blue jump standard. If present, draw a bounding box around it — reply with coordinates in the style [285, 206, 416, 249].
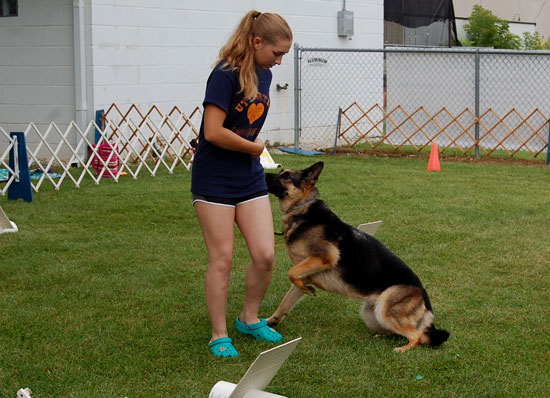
[8, 132, 33, 203]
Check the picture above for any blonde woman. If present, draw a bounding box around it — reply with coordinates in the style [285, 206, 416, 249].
[191, 10, 293, 358]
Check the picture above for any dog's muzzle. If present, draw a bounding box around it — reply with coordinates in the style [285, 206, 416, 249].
[265, 173, 285, 198]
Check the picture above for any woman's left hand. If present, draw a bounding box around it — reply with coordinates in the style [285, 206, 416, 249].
[250, 137, 265, 158]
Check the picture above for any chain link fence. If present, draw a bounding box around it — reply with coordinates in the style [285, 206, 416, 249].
[294, 45, 550, 158]
[295, 46, 384, 148]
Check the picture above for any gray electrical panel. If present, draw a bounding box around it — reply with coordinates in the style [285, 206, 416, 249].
[337, 10, 354, 37]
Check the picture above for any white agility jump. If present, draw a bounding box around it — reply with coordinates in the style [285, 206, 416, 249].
[209, 338, 301, 398]
[0, 205, 18, 234]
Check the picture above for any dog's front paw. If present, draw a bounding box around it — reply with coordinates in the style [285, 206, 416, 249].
[266, 316, 280, 327]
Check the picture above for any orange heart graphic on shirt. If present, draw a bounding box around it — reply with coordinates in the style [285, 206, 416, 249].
[247, 103, 265, 125]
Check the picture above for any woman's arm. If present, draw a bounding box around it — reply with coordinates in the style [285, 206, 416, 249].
[203, 104, 264, 158]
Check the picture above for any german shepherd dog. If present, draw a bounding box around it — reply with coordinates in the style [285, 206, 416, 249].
[265, 162, 449, 352]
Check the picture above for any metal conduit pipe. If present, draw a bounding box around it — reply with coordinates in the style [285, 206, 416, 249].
[73, 0, 87, 161]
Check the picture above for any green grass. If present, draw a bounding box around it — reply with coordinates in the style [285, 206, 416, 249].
[1, 154, 549, 397]
[348, 141, 550, 163]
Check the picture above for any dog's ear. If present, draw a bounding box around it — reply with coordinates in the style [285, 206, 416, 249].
[303, 162, 324, 183]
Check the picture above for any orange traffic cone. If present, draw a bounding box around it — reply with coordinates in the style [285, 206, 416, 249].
[427, 142, 441, 171]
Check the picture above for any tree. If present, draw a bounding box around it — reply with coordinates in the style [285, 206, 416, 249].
[464, 5, 521, 49]
[523, 32, 550, 50]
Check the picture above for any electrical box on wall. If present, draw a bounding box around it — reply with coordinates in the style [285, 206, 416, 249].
[337, 10, 354, 37]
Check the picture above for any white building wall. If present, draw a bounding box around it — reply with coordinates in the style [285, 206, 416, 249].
[0, 0, 75, 143]
[89, 0, 384, 145]
[0, 0, 383, 150]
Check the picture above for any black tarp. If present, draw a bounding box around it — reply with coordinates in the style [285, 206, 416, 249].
[384, 0, 460, 46]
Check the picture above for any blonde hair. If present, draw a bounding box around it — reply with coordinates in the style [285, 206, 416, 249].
[217, 10, 292, 100]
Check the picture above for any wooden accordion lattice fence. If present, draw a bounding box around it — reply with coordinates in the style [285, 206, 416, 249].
[338, 102, 550, 159]
[101, 103, 200, 169]
[0, 104, 201, 195]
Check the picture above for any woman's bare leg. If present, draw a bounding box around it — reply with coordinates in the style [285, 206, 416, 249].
[235, 196, 276, 324]
[194, 201, 235, 343]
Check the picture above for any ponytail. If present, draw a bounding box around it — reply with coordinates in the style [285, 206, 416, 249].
[217, 10, 292, 100]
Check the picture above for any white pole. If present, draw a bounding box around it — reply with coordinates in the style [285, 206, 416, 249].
[73, 0, 87, 163]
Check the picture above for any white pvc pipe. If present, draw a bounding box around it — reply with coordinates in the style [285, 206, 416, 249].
[73, 0, 87, 162]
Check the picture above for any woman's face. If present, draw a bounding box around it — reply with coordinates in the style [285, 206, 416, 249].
[253, 37, 292, 70]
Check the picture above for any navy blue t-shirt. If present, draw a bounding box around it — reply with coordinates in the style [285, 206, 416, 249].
[191, 62, 272, 197]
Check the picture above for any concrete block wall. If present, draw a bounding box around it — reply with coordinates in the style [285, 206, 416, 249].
[90, 0, 384, 145]
[0, 0, 75, 147]
[0, 0, 383, 153]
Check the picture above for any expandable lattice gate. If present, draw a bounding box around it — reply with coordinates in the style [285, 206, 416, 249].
[338, 103, 550, 158]
[0, 105, 201, 195]
[101, 103, 201, 171]
[0, 128, 19, 197]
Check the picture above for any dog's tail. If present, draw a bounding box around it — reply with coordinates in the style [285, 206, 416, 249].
[425, 324, 450, 347]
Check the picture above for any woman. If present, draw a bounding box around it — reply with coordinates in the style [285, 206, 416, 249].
[191, 10, 293, 358]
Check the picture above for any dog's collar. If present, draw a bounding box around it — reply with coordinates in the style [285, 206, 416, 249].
[286, 198, 318, 213]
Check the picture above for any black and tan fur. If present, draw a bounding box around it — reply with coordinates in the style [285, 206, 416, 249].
[265, 162, 449, 352]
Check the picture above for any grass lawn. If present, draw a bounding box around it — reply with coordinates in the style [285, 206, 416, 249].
[1, 153, 549, 397]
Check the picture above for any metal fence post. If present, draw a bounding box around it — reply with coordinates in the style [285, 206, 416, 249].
[474, 49, 480, 160]
[333, 107, 342, 154]
[546, 119, 550, 166]
[293, 43, 301, 149]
